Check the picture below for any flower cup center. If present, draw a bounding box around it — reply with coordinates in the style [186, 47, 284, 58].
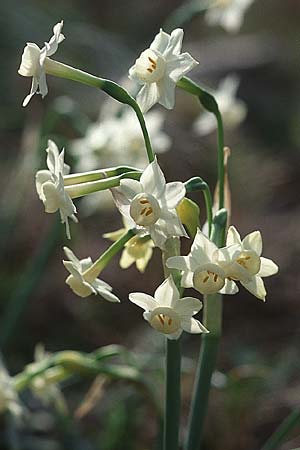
[236, 250, 261, 275]
[149, 307, 180, 334]
[134, 49, 166, 83]
[193, 264, 225, 295]
[130, 193, 161, 227]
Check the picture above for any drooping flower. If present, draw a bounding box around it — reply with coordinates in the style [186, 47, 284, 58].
[129, 276, 208, 339]
[35, 140, 77, 239]
[104, 217, 154, 273]
[205, 0, 254, 34]
[71, 109, 171, 172]
[18, 21, 65, 106]
[112, 158, 187, 249]
[167, 228, 238, 295]
[63, 247, 120, 302]
[217, 226, 278, 300]
[193, 75, 247, 136]
[129, 28, 198, 113]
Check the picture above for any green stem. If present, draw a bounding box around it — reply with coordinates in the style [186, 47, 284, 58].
[164, 339, 181, 450]
[185, 177, 213, 237]
[63, 166, 141, 186]
[161, 238, 182, 450]
[44, 58, 155, 163]
[83, 229, 135, 282]
[260, 409, 300, 450]
[177, 77, 225, 209]
[65, 171, 141, 199]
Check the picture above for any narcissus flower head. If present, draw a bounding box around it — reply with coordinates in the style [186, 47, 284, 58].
[205, 0, 254, 33]
[112, 158, 187, 249]
[218, 226, 278, 300]
[129, 276, 208, 339]
[129, 28, 198, 113]
[35, 140, 77, 239]
[63, 247, 120, 302]
[18, 21, 64, 106]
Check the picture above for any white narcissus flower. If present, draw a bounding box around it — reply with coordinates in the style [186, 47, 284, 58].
[167, 228, 238, 295]
[205, 0, 254, 33]
[104, 218, 154, 273]
[217, 226, 278, 300]
[18, 21, 65, 106]
[63, 247, 120, 302]
[35, 140, 78, 239]
[112, 158, 187, 249]
[193, 75, 247, 136]
[129, 28, 198, 113]
[71, 109, 171, 172]
[129, 276, 208, 339]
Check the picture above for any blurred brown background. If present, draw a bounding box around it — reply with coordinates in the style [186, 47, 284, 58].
[1, 0, 300, 449]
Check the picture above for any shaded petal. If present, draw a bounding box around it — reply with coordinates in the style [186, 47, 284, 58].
[35, 170, 51, 199]
[150, 29, 170, 54]
[95, 285, 120, 303]
[119, 179, 142, 200]
[181, 317, 208, 334]
[167, 329, 183, 340]
[174, 297, 202, 316]
[120, 249, 135, 269]
[219, 279, 239, 295]
[140, 158, 166, 197]
[166, 256, 193, 271]
[45, 21, 65, 57]
[181, 270, 194, 288]
[129, 292, 158, 311]
[46, 140, 59, 174]
[154, 276, 179, 306]
[164, 182, 186, 208]
[41, 181, 60, 213]
[167, 53, 198, 83]
[22, 76, 39, 107]
[148, 225, 167, 249]
[241, 276, 266, 301]
[226, 225, 242, 246]
[157, 77, 176, 110]
[136, 246, 153, 273]
[258, 257, 278, 277]
[38, 71, 48, 98]
[66, 274, 95, 298]
[136, 83, 160, 114]
[242, 231, 262, 256]
[63, 247, 81, 267]
[164, 28, 184, 57]
[191, 228, 217, 264]
[63, 261, 81, 278]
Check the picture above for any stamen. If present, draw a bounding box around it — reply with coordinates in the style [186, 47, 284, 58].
[168, 318, 172, 326]
[148, 56, 157, 68]
[140, 207, 147, 215]
[147, 68, 153, 73]
[214, 274, 218, 282]
[140, 199, 149, 204]
[145, 208, 153, 216]
[158, 315, 164, 325]
[203, 276, 209, 283]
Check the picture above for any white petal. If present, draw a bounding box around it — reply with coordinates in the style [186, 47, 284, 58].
[35, 170, 51, 199]
[63, 247, 81, 267]
[154, 276, 179, 306]
[164, 182, 185, 209]
[217, 244, 240, 263]
[46, 140, 59, 174]
[148, 225, 167, 249]
[129, 293, 158, 311]
[174, 297, 202, 316]
[120, 250, 135, 269]
[157, 77, 176, 110]
[38, 71, 48, 98]
[181, 317, 208, 334]
[140, 158, 166, 198]
[41, 181, 60, 213]
[136, 83, 160, 114]
[80, 257, 93, 272]
[63, 261, 81, 278]
[22, 76, 39, 107]
[95, 285, 120, 303]
[66, 274, 95, 298]
[258, 257, 278, 277]
[226, 226, 242, 246]
[242, 231, 262, 256]
[191, 228, 218, 264]
[150, 29, 170, 54]
[164, 28, 184, 57]
[45, 21, 64, 57]
[181, 270, 194, 288]
[119, 179, 142, 200]
[219, 279, 239, 295]
[241, 276, 266, 301]
[167, 53, 198, 83]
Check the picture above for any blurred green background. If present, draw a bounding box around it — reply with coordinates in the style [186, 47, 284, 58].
[1, 0, 300, 449]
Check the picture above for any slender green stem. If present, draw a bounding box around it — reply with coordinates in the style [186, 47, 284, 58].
[177, 77, 225, 209]
[162, 237, 182, 450]
[63, 166, 141, 186]
[185, 177, 213, 237]
[83, 229, 135, 282]
[260, 409, 300, 450]
[44, 58, 155, 163]
[164, 339, 181, 450]
[65, 171, 141, 199]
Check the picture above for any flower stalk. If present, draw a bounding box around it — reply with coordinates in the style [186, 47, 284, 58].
[44, 59, 155, 163]
[63, 166, 141, 186]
